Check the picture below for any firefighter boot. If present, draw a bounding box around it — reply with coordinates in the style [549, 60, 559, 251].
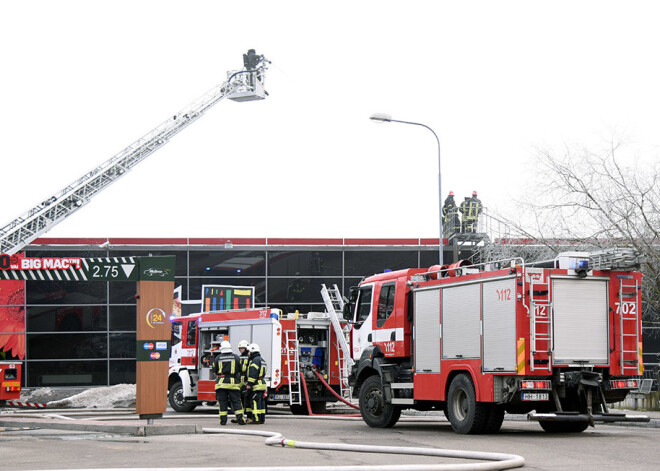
[220, 417, 227, 426]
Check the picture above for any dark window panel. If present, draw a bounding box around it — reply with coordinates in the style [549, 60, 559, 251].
[110, 332, 136, 358]
[268, 251, 342, 277]
[344, 251, 418, 277]
[110, 360, 136, 385]
[27, 360, 107, 387]
[268, 278, 342, 304]
[27, 306, 107, 332]
[109, 250, 187, 277]
[26, 280, 107, 305]
[27, 333, 107, 359]
[188, 278, 265, 305]
[188, 250, 265, 277]
[109, 281, 137, 304]
[109, 306, 137, 331]
[344, 278, 363, 295]
[421, 249, 457, 268]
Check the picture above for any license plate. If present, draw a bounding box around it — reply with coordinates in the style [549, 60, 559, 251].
[272, 394, 289, 401]
[522, 392, 549, 401]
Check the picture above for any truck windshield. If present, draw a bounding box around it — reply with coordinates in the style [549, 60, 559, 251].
[355, 287, 373, 326]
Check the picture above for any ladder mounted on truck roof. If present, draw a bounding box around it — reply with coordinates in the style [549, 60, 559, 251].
[0, 50, 270, 255]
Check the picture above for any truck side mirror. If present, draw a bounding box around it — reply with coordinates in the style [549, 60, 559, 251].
[343, 303, 354, 322]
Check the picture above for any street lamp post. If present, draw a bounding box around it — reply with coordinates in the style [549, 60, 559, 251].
[369, 113, 443, 266]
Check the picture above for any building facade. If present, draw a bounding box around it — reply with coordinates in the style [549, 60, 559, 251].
[0, 237, 452, 388]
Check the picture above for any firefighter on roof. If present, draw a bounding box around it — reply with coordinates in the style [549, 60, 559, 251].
[246, 343, 268, 424]
[460, 191, 482, 233]
[442, 191, 460, 237]
[211, 341, 245, 425]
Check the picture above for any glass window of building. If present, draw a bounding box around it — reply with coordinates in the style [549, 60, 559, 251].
[26, 280, 107, 305]
[189, 250, 265, 277]
[27, 306, 107, 332]
[344, 250, 418, 277]
[109, 306, 137, 331]
[267, 278, 342, 304]
[268, 251, 342, 277]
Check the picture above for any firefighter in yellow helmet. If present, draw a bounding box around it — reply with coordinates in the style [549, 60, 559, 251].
[245, 343, 268, 424]
[211, 340, 245, 425]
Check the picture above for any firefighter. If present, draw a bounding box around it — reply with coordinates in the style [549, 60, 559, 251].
[232, 339, 251, 423]
[442, 191, 460, 237]
[459, 191, 482, 233]
[465, 190, 482, 233]
[459, 197, 470, 233]
[246, 343, 267, 424]
[211, 340, 245, 426]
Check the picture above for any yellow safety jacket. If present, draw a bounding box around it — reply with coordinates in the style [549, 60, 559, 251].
[247, 354, 267, 392]
[212, 351, 242, 390]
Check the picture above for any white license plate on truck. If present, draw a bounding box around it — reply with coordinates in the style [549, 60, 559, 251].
[522, 392, 549, 401]
[272, 394, 289, 401]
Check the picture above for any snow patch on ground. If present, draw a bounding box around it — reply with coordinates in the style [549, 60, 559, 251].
[21, 384, 136, 408]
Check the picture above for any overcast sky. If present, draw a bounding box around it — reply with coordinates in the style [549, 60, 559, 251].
[1, 1, 659, 241]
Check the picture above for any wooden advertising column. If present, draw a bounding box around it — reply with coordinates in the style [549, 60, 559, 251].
[135, 256, 175, 420]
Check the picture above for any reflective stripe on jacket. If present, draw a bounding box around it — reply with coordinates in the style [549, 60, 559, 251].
[247, 354, 267, 391]
[239, 354, 250, 386]
[212, 352, 242, 390]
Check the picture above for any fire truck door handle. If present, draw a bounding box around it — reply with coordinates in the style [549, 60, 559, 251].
[390, 332, 396, 341]
[368, 334, 372, 342]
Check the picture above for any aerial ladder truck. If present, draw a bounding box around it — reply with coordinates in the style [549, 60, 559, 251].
[0, 49, 270, 255]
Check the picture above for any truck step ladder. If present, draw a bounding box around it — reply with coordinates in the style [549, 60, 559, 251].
[284, 330, 302, 406]
[529, 274, 552, 372]
[618, 278, 641, 375]
[321, 284, 353, 400]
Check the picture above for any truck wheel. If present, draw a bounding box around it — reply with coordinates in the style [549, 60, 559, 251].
[483, 404, 505, 434]
[311, 401, 327, 414]
[359, 375, 401, 428]
[446, 373, 488, 434]
[289, 403, 309, 415]
[168, 381, 197, 413]
[539, 421, 589, 433]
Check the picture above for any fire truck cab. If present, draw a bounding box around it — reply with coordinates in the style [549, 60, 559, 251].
[346, 250, 649, 434]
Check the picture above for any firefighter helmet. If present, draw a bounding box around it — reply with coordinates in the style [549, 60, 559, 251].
[472, 190, 478, 196]
[248, 343, 260, 353]
[238, 339, 249, 349]
[220, 340, 232, 353]
[448, 191, 454, 196]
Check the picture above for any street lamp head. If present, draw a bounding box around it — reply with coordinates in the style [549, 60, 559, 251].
[369, 113, 392, 123]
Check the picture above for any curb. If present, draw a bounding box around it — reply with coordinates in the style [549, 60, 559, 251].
[6, 401, 48, 408]
[0, 417, 201, 436]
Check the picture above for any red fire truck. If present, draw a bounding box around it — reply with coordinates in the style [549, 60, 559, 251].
[168, 297, 350, 414]
[345, 249, 649, 434]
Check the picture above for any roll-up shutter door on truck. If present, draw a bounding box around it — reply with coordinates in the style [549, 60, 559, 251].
[443, 283, 481, 359]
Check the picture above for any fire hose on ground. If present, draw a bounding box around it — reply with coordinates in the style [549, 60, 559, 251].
[32, 369, 526, 470]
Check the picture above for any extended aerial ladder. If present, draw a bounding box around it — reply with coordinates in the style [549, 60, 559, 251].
[0, 49, 270, 255]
